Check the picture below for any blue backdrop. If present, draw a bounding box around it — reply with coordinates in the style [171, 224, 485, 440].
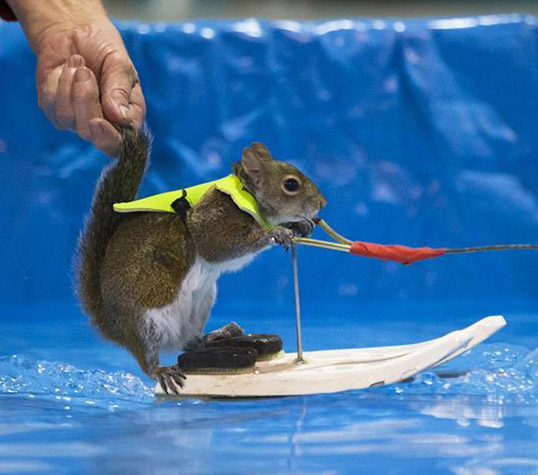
[1, 15, 538, 310]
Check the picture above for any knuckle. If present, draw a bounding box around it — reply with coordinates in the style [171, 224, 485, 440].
[52, 121, 68, 131]
[41, 109, 65, 130]
[77, 127, 92, 141]
[56, 110, 74, 126]
[118, 56, 136, 75]
[110, 87, 130, 102]
[37, 94, 46, 110]
[72, 27, 91, 44]
[37, 90, 53, 111]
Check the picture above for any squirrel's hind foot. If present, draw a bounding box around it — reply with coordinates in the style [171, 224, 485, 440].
[155, 365, 186, 395]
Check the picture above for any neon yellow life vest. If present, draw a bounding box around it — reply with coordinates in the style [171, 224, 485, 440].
[113, 174, 273, 229]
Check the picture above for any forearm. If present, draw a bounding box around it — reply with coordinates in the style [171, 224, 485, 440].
[6, 0, 109, 50]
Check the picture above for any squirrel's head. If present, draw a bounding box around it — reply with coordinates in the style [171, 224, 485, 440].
[234, 142, 327, 225]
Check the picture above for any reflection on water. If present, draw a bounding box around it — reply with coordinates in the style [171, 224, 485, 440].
[0, 342, 537, 473]
[2, 391, 536, 474]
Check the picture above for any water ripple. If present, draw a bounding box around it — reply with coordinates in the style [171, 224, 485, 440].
[381, 344, 538, 404]
[0, 343, 537, 408]
[0, 355, 153, 408]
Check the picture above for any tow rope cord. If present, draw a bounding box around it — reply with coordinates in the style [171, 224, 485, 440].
[292, 219, 538, 265]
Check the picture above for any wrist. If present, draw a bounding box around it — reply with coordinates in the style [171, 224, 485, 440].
[6, 0, 109, 51]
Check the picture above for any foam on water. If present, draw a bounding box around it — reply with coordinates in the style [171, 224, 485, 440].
[382, 344, 538, 404]
[0, 355, 153, 409]
[1, 343, 537, 406]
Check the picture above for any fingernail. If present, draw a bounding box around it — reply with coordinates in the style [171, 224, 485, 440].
[75, 67, 91, 82]
[120, 105, 130, 119]
[119, 105, 134, 125]
[68, 55, 84, 68]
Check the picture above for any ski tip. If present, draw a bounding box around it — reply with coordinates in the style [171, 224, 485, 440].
[482, 315, 507, 329]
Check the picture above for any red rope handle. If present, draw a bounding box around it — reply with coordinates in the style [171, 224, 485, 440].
[350, 241, 446, 265]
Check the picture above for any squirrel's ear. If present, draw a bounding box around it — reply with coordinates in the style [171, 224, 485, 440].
[250, 142, 273, 159]
[241, 147, 264, 188]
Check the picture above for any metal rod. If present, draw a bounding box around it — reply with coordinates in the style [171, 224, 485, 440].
[445, 244, 538, 254]
[291, 242, 305, 363]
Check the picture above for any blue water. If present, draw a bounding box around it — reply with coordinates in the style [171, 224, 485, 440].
[1, 300, 537, 474]
[3, 14, 538, 474]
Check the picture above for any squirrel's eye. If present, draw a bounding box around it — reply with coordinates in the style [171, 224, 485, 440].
[282, 176, 301, 195]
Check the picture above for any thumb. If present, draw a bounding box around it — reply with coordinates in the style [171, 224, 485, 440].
[99, 51, 137, 125]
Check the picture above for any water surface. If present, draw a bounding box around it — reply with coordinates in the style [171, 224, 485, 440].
[1, 300, 537, 474]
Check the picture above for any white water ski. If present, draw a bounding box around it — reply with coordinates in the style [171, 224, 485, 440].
[155, 315, 506, 398]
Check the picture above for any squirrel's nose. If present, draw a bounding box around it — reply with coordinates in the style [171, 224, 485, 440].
[319, 197, 327, 210]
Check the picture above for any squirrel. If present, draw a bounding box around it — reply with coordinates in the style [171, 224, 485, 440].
[76, 127, 327, 394]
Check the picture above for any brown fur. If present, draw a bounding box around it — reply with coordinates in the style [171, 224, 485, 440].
[76, 133, 326, 384]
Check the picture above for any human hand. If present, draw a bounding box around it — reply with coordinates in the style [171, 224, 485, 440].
[8, 0, 145, 156]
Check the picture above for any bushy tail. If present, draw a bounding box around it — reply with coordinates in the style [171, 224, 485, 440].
[76, 127, 152, 316]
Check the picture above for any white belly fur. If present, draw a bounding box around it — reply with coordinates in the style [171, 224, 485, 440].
[144, 252, 258, 351]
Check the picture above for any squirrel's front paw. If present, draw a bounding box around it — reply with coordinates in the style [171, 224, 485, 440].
[268, 227, 293, 251]
[283, 219, 315, 238]
[154, 365, 186, 395]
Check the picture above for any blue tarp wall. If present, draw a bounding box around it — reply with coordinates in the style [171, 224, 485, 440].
[1, 15, 538, 311]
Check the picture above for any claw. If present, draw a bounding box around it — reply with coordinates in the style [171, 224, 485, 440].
[158, 373, 170, 395]
[269, 227, 293, 250]
[165, 374, 175, 394]
[155, 365, 186, 395]
[172, 367, 186, 387]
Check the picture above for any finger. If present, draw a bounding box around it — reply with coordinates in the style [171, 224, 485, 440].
[55, 55, 85, 130]
[127, 79, 146, 130]
[73, 68, 122, 156]
[37, 65, 64, 129]
[99, 52, 138, 125]
[89, 118, 122, 157]
[72, 66, 103, 141]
